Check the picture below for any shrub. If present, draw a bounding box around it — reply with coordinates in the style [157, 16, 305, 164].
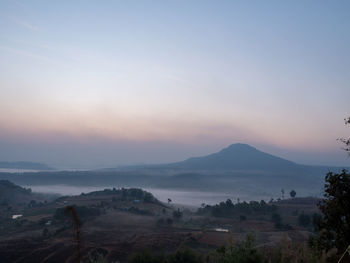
[172, 209, 183, 220]
[298, 213, 311, 227]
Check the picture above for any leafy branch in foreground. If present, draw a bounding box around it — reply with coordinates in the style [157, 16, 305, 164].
[338, 117, 350, 155]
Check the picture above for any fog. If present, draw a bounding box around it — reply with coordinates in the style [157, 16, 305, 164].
[1, 138, 349, 170]
[27, 184, 303, 206]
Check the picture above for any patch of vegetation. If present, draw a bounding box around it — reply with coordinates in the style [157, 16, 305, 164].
[128, 206, 153, 216]
[81, 188, 159, 204]
[298, 213, 311, 227]
[156, 218, 173, 226]
[197, 199, 277, 218]
[271, 213, 292, 230]
[172, 209, 183, 220]
[129, 235, 264, 263]
[129, 249, 201, 263]
[54, 205, 101, 224]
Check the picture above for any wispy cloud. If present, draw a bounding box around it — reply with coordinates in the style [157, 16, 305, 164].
[11, 17, 39, 31]
[15, 19, 38, 31]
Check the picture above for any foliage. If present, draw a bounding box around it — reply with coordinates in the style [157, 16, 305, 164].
[129, 250, 164, 263]
[298, 213, 311, 227]
[338, 117, 350, 155]
[312, 213, 322, 231]
[290, 190, 296, 198]
[198, 199, 277, 218]
[80, 188, 159, 203]
[42, 227, 49, 237]
[128, 206, 153, 216]
[54, 205, 101, 224]
[239, 215, 247, 221]
[264, 235, 327, 263]
[112, 234, 331, 263]
[315, 170, 350, 253]
[168, 249, 202, 263]
[211, 234, 264, 263]
[130, 236, 262, 263]
[271, 213, 292, 230]
[157, 218, 173, 226]
[87, 249, 108, 263]
[172, 209, 183, 219]
[129, 249, 201, 263]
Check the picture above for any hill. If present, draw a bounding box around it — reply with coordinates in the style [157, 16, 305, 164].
[0, 180, 33, 204]
[0, 161, 53, 170]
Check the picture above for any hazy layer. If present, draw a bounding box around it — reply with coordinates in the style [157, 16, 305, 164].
[26, 185, 319, 206]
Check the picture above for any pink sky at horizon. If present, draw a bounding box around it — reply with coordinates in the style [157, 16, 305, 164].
[0, 1, 349, 168]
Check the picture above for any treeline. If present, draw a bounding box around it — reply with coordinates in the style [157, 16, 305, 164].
[197, 199, 277, 218]
[56, 187, 160, 204]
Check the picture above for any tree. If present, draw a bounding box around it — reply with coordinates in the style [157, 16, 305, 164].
[298, 213, 311, 227]
[172, 208, 183, 220]
[316, 170, 350, 253]
[290, 190, 296, 198]
[239, 215, 247, 221]
[42, 227, 49, 237]
[271, 213, 282, 228]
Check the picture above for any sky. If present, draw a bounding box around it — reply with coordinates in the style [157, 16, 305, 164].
[0, 0, 349, 169]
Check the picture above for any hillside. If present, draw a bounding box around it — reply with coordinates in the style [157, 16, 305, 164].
[0, 180, 33, 204]
[0, 180, 322, 262]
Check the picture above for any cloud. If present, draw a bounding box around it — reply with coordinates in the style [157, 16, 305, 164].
[11, 17, 39, 31]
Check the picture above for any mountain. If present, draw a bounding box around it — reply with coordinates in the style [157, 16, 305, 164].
[0, 161, 54, 170]
[0, 144, 346, 198]
[166, 143, 306, 172]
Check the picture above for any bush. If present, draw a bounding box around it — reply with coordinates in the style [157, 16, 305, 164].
[172, 209, 183, 220]
[54, 205, 101, 225]
[129, 249, 201, 263]
[239, 215, 247, 221]
[129, 250, 164, 263]
[271, 213, 282, 225]
[213, 234, 264, 263]
[168, 249, 201, 263]
[298, 213, 311, 227]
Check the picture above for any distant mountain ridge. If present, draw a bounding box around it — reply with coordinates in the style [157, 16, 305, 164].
[165, 143, 306, 172]
[0, 161, 54, 170]
[0, 143, 347, 197]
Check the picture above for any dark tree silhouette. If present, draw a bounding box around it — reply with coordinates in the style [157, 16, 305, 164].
[290, 190, 296, 198]
[65, 206, 82, 263]
[316, 170, 350, 253]
[298, 213, 311, 227]
[338, 117, 350, 155]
